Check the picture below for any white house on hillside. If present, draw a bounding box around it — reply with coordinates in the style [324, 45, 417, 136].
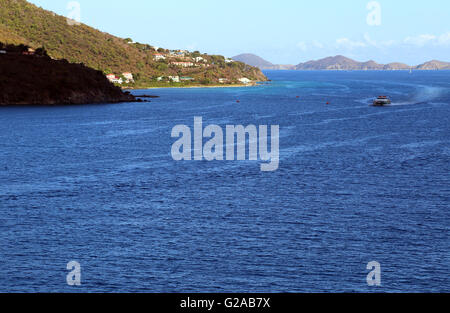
[170, 61, 194, 68]
[154, 54, 166, 61]
[122, 72, 134, 83]
[106, 74, 123, 84]
[238, 78, 251, 84]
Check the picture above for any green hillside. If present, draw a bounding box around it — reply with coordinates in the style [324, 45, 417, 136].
[0, 0, 266, 86]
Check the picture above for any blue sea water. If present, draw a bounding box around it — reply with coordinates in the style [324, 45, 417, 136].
[0, 70, 449, 292]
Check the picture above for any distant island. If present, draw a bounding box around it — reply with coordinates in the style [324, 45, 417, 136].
[0, 43, 136, 105]
[233, 53, 450, 71]
[230, 54, 296, 71]
[0, 0, 267, 88]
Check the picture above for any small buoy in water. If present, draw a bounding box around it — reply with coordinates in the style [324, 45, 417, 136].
[326, 102, 330, 105]
[296, 96, 300, 99]
[236, 100, 240, 103]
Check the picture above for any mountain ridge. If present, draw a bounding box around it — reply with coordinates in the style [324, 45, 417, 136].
[233, 53, 450, 71]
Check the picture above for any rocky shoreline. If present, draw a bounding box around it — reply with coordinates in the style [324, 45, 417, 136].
[124, 82, 263, 90]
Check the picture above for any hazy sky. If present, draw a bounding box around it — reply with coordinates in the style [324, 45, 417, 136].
[28, 0, 450, 65]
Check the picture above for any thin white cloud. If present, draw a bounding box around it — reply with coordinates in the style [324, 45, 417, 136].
[404, 34, 437, 47]
[336, 38, 367, 49]
[296, 42, 308, 51]
[295, 40, 325, 51]
[363, 33, 377, 47]
[312, 40, 324, 49]
[381, 40, 396, 47]
[403, 32, 450, 47]
[438, 32, 450, 45]
[363, 33, 397, 48]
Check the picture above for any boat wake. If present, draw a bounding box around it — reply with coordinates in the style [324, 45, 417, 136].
[391, 86, 447, 106]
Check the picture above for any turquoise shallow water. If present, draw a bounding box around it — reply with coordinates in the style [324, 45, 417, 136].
[0, 70, 449, 292]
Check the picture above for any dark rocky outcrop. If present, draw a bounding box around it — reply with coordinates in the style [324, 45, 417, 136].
[0, 45, 136, 105]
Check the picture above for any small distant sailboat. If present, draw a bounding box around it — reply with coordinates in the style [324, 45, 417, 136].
[409, 68, 413, 74]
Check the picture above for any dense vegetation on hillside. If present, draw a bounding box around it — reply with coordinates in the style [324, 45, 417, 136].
[0, 0, 266, 86]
